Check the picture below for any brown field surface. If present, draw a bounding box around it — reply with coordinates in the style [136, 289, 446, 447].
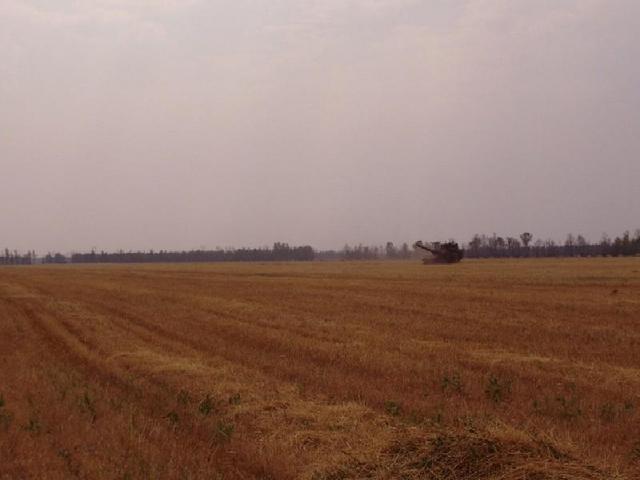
[1, 258, 639, 479]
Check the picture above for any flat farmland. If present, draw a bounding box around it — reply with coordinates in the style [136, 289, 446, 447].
[1, 259, 639, 479]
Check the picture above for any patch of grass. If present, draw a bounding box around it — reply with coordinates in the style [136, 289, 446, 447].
[384, 400, 402, 416]
[0, 392, 11, 431]
[24, 417, 41, 434]
[600, 402, 617, 423]
[441, 372, 464, 394]
[631, 441, 640, 462]
[484, 375, 511, 404]
[57, 448, 80, 476]
[407, 410, 423, 425]
[215, 420, 234, 443]
[0, 410, 13, 431]
[165, 411, 179, 425]
[81, 391, 97, 423]
[177, 389, 191, 405]
[599, 401, 634, 423]
[429, 410, 444, 425]
[533, 393, 582, 420]
[554, 394, 582, 420]
[198, 394, 216, 416]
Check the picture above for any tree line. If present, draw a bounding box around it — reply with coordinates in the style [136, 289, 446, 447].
[0, 243, 314, 265]
[330, 230, 640, 260]
[1, 229, 639, 265]
[316, 242, 414, 261]
[321, 230, 640, 260]
[464, 230, 640, 258]
[0, 249, 38, 265]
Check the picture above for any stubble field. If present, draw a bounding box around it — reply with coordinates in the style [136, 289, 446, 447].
[1, 258, 639, 479]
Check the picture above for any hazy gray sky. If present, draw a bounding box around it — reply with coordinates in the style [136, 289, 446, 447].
[2, 0, 639, 252]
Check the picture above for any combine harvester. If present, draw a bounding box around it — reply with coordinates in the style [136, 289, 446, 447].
[414, 240, 464, 264]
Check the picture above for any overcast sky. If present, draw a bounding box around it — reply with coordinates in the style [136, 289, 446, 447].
[1, 0, 638, 252]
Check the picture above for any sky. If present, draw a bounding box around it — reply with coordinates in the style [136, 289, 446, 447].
[1, 0, 639, 252]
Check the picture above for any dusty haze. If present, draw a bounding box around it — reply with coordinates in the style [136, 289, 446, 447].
[1, 0, 638, 252]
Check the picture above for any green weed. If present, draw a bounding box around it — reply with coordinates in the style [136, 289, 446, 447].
[177, 389, 190, 406]
[199, 395, 216, 416]
[165, 411, 179, 425]
[485, 375, 512, 404]
[81, 391, 97, 423]
[441, 372, 463, 394]
[25, 417, 41, 434]
[384, 400, 402, 416]
[215, 420, 234, 442]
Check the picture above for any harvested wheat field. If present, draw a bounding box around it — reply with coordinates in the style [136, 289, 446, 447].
[1, 258, 639, 479]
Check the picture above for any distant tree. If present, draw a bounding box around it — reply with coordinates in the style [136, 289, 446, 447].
[520, 232, 533, 248]
[565, 234, 576, 256]
[545, 239, 558, 257]
[469, 234, 482, 256]
[599, 234, 611, 256]
[621, 231, 633, 256]
[506, 237, 521, 256]
[611, 236, 623, 257]
[576, 235, 588, 256]
[385, 242, 397, 259]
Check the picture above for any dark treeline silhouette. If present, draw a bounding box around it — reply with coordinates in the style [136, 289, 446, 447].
[465, 230, 640, 258]
[1, 243, 314, 265]
[332, 231, 640, 260]
[0, 249, 37, 265]
[341, 242, 413, 260]
[2, 230, 639, 265]
[70, 242, 314, 264]
[329, 231, 640, 260]
[314, 242, 413, 261]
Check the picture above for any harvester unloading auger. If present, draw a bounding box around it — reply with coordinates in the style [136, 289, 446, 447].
[414, 241, 464, 264]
